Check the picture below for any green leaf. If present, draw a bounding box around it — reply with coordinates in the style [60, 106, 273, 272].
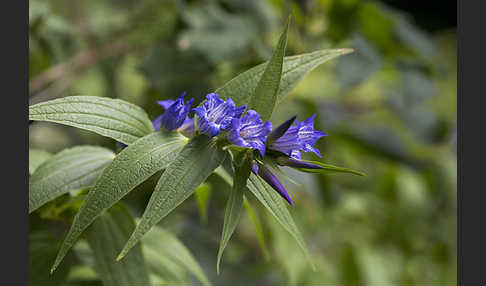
[30, 231, 74, 286]
[51, 131, 187, 273]
[213, 166, 233, 186]
[247, 18, 289, 120]
[29, 149, 53, 174]
[247, 173, 314, 269]
[29, 96, 154, 145]
[117, 135, 227, 260]
[295, 160, 366, 176]
[243, 196, 270, 261]
[194, 183, 212, 225]
[142, 225, 211, 286]
[85, 204, 150, 286]
[216, 49, 353, 107]
[212, 166, 270, 262]
[29, 146, 115, 213]
[217, 154, 251, 274]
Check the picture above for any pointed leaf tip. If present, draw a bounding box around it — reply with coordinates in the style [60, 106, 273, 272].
[217, 157, 251, 274]
[247, 16, 289, 121]
[295, 160, 366, 176]
[338, 48, 354, 55]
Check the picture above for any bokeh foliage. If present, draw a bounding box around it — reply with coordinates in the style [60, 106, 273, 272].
[29, 0, 456, 285]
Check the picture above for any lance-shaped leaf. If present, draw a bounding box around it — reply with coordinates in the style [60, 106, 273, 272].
[51, 131, 187, 273]
[247, 18, 289, 120]
[117, 135, 227, 260]
[29, 146, 115, 213]
[142, 225, 211, 286]
[213, 165, 270, 261]
[247, 173, 315, 269]
[216, 49, 353, 107]
[194, 183, 212, 225]
[29, 96, 154, 145]
[29, 149, 53, 174]
[217, 153, 252, 274]
[86, 204, 150, 286]
[293, 160, 366, 176]
[213, 166, 233, 186]
[243, 196, 270, 261]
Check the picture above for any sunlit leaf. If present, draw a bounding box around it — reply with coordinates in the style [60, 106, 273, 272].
[118, 135, 227, 260]
[51, 131, 187, 273]
[216, 49, 353, 107]
[29, 96, 154, 145]
[29, 146, 114, 213]
[86, 204, 150, 286]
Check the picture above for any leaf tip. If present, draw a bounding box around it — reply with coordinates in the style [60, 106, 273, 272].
[50, 263, 58, 275]
[339, 48, 355, 55]
[216, 260, 221, 275]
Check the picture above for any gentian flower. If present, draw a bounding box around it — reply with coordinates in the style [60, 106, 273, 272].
[252, 161, 293, 206]
[269, 114, 326, 159]
[153, 93, 193, 131]
[193, 93, 245, 138]
[228, 110, 272, 157]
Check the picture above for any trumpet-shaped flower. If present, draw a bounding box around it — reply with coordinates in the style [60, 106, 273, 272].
[228, 110, 272, 157]
[269, 114, 326, 159]
[193, 93, 245, 138]
[153, 93, 193, 131]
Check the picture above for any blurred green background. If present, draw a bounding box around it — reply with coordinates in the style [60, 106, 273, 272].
[29, 0, 456, 285]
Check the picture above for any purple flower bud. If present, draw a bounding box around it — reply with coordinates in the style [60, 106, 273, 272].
[193, 93, 246, 138]
[228, 110, 272, 157]
[153, 93, 194, 131]
[253, 162, 293, 206]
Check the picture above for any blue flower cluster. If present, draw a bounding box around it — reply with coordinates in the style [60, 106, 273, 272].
[154, 92, 327, 206]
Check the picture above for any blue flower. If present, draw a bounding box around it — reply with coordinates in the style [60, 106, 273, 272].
[269, 114, 326, 159]
[193, 93, 245, 138]
[228, 110, 272, 157]
[153, 93, 193, 131]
